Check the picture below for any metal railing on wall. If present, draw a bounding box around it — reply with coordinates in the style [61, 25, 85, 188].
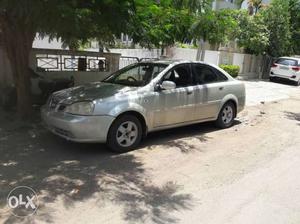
[36, 54, 108, 72]
[33, 47, 159, 72]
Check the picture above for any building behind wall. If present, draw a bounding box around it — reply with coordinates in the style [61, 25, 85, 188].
[212, 0, 240, 10]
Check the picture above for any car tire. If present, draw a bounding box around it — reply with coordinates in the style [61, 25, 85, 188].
[215, 101, 236, 129]
[107, 115, 142, 153]
[269, 76, 275, 82]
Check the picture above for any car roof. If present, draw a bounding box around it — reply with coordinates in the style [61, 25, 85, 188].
[143, 59, 212, 66]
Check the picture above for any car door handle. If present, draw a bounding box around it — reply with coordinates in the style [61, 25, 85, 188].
[187, 90, 193, 95]
[219, 87, 224, 90]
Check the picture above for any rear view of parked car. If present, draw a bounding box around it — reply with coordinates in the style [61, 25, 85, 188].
[270, 57, 300, 86]
[42, 60, 245, 152]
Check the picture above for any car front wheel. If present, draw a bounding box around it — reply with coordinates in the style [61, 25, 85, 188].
[215, 102, 236, 129]
[107, 115, 142, 152]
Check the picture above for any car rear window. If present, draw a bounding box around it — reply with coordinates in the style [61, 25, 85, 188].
[275, 58, 298, 66]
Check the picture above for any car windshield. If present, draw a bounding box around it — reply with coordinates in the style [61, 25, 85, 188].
[103, 63, 168, 87]
[275, 58, 298, 66]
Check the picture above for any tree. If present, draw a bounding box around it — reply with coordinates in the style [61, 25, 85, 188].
[0, 0, 134, 118]
[289, 0, 300, 55]
[235, 10, 269, 54]
[247, 0, 263, 15]
[172, 0, 213, 13]
[235, 0, 263, 15]
[129, 0, 194, 53]
[262, 0, 292, 57]
[191, 9, 238, 49]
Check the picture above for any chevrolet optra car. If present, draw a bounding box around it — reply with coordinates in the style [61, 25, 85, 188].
[42, 61, 245, 152]
[270, 57, 300, 86]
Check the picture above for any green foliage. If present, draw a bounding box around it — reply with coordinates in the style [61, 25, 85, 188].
[190, 0, 299, 57]
[235, 10, 269, 55]
[262, 0, 292, 57]
[289, 0, 300, 55]
[0, 0, 135, 49]
[129, 0, 194, 48]
[219, 64, 240, 77]
[0, 0, 136, 116]
[191, 9, 238, 45]
[172, 0, 213, 13]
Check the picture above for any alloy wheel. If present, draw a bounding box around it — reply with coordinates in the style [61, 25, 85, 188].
[116, 121, 138, 147]
[222, 105, 234, 124]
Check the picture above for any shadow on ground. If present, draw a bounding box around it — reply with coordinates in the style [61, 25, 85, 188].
[0, 108, 243, 223]
[0, 118, 220, 223]
[142, 121, 232, 153]
[284, 111, 300, 125]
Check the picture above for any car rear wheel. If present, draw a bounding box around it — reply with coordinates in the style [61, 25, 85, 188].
[215, 102, 236, 129]
[107, 115, 142, 152]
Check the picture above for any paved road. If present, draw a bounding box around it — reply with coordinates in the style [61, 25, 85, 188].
[0, 80, 299, 224]
[244, 80, 299, 106]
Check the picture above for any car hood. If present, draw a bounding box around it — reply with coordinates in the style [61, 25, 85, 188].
[52, 82, 137, 104]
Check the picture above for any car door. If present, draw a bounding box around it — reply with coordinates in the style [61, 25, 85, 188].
[192, 64, 228, 119]
[152, 64, 197, 128]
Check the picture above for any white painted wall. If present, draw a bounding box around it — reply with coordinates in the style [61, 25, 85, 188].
[213, 0, 239, 10]
[204, 50, 220, 65]
[169, 48, 198, 60]
[32, 36, 64, 50]
[233, 53, 245, 73]
[110, 48, 161, 59]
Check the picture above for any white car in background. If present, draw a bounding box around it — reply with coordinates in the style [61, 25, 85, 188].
[270, 57, 300, 86]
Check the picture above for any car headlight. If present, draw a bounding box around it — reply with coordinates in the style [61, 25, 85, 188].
[64, 101, 95, 115]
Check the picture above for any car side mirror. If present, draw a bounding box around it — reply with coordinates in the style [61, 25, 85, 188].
[160, 81, 176, 90]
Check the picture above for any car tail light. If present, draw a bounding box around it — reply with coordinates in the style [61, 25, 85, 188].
[292, 66, 300, 71]
[271, 63, 277, 68]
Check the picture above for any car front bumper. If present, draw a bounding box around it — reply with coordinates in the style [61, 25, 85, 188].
[41, 106, 115, 143]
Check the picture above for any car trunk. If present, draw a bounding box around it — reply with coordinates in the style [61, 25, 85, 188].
[272, 58, 298, 78]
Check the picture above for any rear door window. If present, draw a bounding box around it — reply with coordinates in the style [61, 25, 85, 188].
[192, 64, 228, 84]
[275, 58, 298, 66]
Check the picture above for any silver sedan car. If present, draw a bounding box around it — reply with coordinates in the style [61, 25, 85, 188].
[41, 60, 245, 152]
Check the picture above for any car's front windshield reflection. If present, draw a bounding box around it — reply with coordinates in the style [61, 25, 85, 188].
[103, 63, 168, 87]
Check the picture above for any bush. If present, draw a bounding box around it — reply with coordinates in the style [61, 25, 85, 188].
[219, 64, 240, 78]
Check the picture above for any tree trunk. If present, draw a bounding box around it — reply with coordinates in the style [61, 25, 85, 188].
[196, 39, 205, 61]
[2, 21, 35, 119]
[161, 47, 165, 57]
